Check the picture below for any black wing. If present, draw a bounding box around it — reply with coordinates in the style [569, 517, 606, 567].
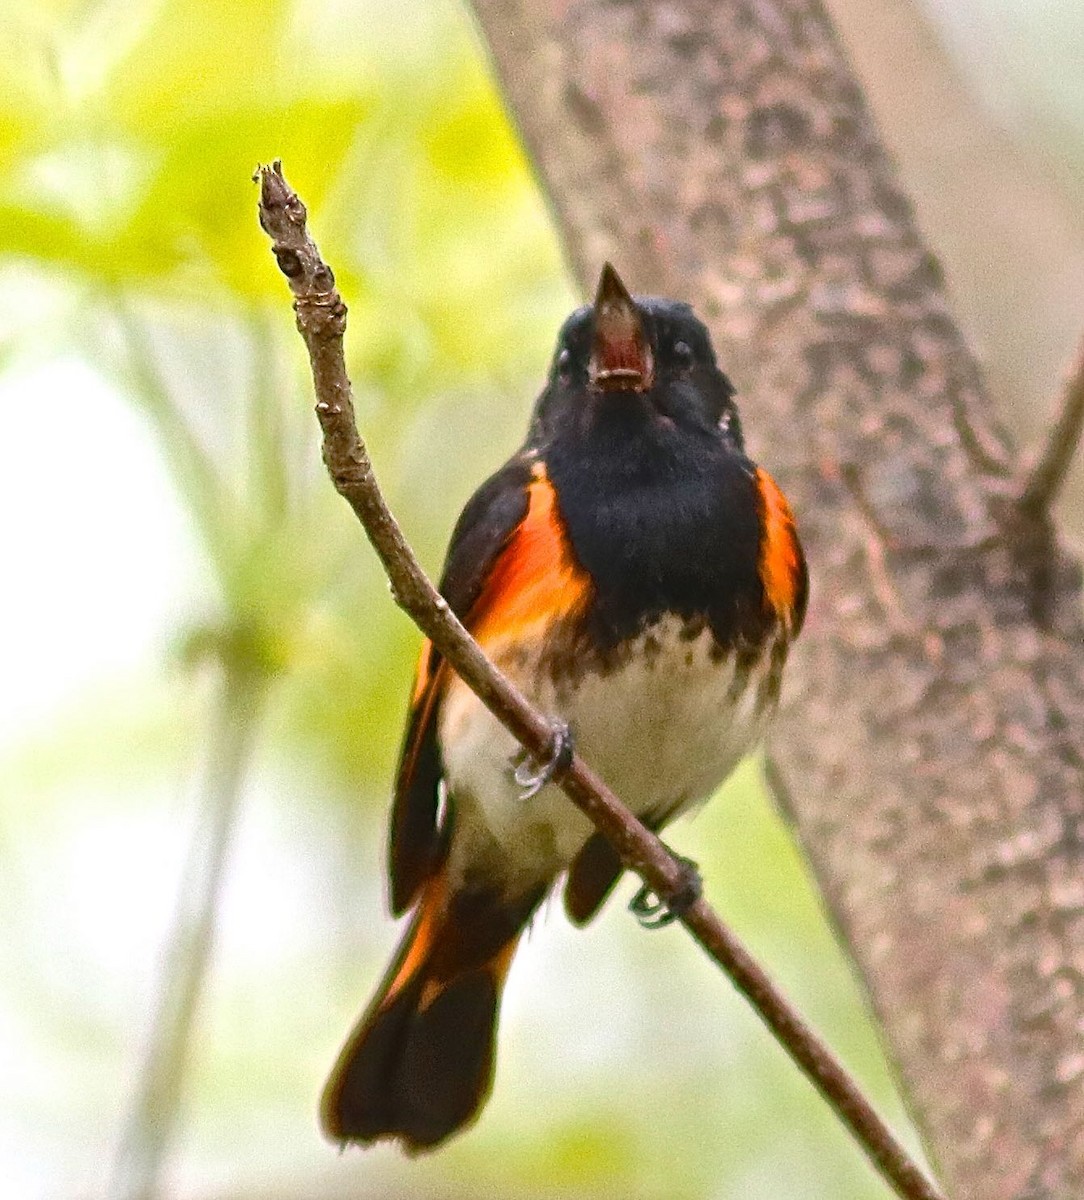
[388, 452, 536, 914]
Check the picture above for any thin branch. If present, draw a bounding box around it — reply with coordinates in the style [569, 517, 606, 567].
[111, 661, 267, 1200]
[1019, 333, 1084, 517]
[256, 161, 945, 1200]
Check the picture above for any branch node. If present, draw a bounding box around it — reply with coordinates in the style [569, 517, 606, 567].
[1018, 333, 1084, 518]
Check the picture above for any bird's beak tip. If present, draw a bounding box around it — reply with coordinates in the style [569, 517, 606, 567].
[589, 264, 653, 392]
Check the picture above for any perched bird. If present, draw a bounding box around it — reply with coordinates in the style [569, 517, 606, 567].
[321, 264, 807, 1152]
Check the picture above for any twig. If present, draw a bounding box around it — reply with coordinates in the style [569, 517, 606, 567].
[256, 161, 946, 1200]
[111, 661, 267, 1200]
[1019, 333, 1084, 517]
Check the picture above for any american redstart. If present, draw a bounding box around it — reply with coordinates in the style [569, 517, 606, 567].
[321, 264, 807, 1151]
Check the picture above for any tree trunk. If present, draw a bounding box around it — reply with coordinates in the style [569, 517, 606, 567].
[467, 2, 1084, 1196]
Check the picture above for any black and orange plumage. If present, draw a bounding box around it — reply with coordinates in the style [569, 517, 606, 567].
[321, 264, 807, 1152]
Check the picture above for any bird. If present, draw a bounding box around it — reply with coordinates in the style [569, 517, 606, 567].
[320, 263, 807, 1153]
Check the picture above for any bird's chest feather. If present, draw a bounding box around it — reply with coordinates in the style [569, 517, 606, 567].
[438, 615, 782, 893]
[437, 424, 788, 895]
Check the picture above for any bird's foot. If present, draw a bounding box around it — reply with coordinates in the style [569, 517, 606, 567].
[513, 721, 574, 799]
[629, 853, 702, 929]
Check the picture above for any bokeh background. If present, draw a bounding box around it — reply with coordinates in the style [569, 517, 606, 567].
[1, 1, 1081, 1197]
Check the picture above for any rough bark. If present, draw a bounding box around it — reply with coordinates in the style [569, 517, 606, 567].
[825, 0, 1084, 473]
[466, 2, 1084, 1197]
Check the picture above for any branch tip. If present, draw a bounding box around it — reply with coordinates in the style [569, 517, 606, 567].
[258, 160, 291, 207]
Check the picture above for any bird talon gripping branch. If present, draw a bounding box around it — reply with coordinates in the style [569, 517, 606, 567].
[513, 721, 574, 799]
[629, 854, 703, 929]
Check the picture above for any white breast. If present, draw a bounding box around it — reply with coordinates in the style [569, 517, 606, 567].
[438, 615, 782, 898]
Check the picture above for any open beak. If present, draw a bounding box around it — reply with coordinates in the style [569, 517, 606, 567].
[588, 263, 654, 392]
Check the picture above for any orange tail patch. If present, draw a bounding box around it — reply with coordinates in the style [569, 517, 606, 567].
[320, 873, 543, 1153]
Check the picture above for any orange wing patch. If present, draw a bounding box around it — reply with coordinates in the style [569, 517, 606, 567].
[411, 637, 437, 706]
[397, 641, 446, 808]
[393, 464, 589, 913]
[469, 463, 591, 649]
[755, 467, 805, 633]
[411, 464, 588, 702]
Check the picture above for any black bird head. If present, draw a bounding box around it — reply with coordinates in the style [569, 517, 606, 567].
[531, 263, 743, 450]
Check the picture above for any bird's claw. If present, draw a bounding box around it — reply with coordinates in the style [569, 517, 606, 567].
[514, 721, 574, 799]
[629, 854, 702, 929]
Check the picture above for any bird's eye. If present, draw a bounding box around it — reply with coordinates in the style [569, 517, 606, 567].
[557, 348, 571, 380]
[673, 340, 694, 369]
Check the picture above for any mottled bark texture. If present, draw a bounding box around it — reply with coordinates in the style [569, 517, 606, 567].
[467, 2, 1084, 1197]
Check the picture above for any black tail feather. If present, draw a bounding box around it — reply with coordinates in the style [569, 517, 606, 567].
[320, 878, 543, 1152]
